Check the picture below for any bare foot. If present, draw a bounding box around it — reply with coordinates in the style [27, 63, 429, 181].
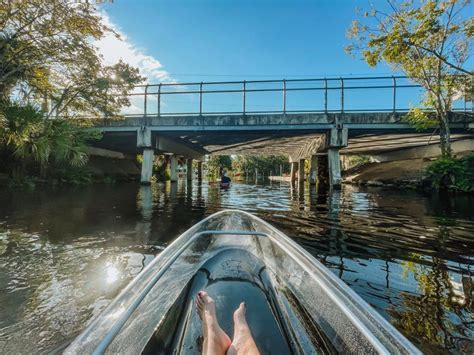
[227, 303, 260, 355]
[195, 291, 231, 355]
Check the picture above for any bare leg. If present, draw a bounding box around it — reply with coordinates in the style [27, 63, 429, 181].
[227, 303, 260, 355]
[195, 291, 232, 355]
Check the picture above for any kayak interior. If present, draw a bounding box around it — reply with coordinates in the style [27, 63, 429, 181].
[65, 210, 420, 354]
[142, 248, 322, 354]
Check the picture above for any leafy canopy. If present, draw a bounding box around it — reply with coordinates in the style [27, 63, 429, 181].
[0, 0, 144, 118]
[346, 0, 473, 155]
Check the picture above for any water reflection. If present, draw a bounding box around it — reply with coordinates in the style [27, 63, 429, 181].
[0, 181, 473, 353]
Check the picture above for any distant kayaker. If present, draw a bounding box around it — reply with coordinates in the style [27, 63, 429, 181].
[221, 170, 231, 184]
[195, 291, 260, 355]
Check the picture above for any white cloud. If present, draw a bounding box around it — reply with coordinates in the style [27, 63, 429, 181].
[95, 11, 171, 84]
[94, 11, 174, 114]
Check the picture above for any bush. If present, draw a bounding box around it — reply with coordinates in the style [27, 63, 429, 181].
[0, 99, 101, 180]
[426, 153, 474, 192]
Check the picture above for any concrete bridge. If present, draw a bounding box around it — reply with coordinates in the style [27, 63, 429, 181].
[89, 76, 474, 186]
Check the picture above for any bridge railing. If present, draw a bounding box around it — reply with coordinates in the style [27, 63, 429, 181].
[109, 76, 472, 117]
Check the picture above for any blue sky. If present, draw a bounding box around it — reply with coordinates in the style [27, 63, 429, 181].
[96, 0, 468, 114]
[100, 0, 394, 81]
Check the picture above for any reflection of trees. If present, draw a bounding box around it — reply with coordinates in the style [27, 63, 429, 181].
[390, 227, 473, 353]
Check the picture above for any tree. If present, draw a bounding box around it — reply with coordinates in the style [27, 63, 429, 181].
[205, 155, 232, 179]
[48, 59, 143, 119]
[346, 0, 473, 156]
[232, 155, 290, 176]
[0, 0, 144, 117]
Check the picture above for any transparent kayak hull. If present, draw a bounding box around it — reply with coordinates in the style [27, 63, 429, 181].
[65, 210, 420, 355]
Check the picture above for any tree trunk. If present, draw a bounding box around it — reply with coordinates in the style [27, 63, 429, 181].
[439, 114, 451, 157]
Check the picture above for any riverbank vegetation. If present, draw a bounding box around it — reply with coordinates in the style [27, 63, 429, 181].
[0, 99, 102, 186]
[195, 155, 291, 181]
[426, 153, 474, 192]
[232, 155, 290, 177]
[0, 0, 143, 186]
[206, 156, 232, 180]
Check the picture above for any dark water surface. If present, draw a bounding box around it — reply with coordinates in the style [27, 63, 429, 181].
[0, 181, 473, 354]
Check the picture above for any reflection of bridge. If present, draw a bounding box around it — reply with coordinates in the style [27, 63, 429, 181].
[91, 76, 474, 186]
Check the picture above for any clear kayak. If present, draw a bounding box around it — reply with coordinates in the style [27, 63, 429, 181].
[65, 210, 420, 355]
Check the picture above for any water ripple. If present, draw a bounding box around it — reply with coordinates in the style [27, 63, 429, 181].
[0, 181, 472, 353]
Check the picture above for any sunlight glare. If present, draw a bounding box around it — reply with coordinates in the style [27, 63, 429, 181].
[105, 264, 120, 284]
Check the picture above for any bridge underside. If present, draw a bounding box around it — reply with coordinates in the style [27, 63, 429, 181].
[92, 112, 473, 158]
[93, 129, 473, 158]
[90, 112, 473, 185]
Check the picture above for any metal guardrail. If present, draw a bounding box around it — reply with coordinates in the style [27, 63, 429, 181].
[105, 76, 472, 118]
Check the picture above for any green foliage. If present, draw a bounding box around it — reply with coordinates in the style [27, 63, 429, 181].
[405, 107, 438, 130]
[426, 153, 474, 191]
[153, 155, 170, 181]
[0, 98, 44, 148]
[343, 155, 371, 170]
[7, 175, 38, 189]
[346, 0, 473, 155]
[0, 0, 144, 117]
[206, 155, 232, 178]
[232, 155, 290, 176]
[0, 99, 101, 178]
[0, 1, 143, 184]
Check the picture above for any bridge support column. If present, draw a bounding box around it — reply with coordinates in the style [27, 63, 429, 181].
[137, 127, 154, 185]
[290, 162, 298, 183]
[309, 155, 318, 185]
[170, 155, 178, 182]
[298, 159, 305, 184]
[197, 161, 203, 181]
[186, 159, 193, 181]
[320, 125, 348, 188]
[328, 149, 342, 188]
[140, 149, 154, 185]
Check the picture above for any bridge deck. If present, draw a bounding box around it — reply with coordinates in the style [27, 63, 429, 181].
[90, 112, 474, 158]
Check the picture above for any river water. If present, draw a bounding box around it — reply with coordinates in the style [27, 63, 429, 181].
[0, 180, 472, 354]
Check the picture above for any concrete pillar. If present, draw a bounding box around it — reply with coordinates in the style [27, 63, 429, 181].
[138, 127, 154, 185]
[309, 155, 318, 185]
[290, 162, 298, 183]
[197, 161, 203, 181]
[328, 148, 342, 188]
[323, 125, 347, 188]
[140, 148, 154, 184]
[186, 158, 193, 180]
[298, 159, 305, 184]
[170, 155, 178, 182]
